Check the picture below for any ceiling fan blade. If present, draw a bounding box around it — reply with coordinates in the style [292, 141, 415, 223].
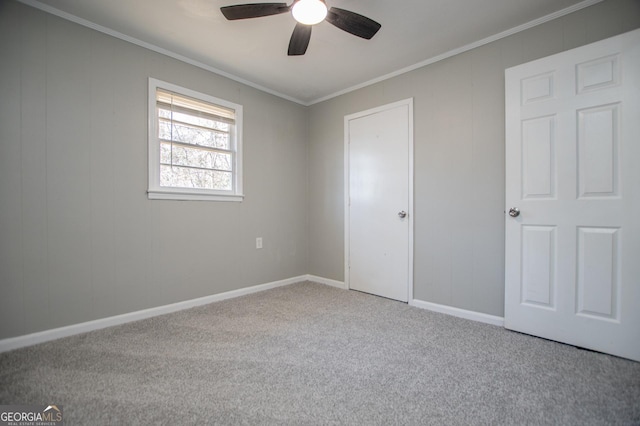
[220, 3, 290, 20]
[288, 23, 312, 56]
[326, 7, 381, 40]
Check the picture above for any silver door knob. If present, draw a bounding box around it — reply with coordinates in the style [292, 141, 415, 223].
[398, 211, 407, 219]
[508, 207, 520, 218]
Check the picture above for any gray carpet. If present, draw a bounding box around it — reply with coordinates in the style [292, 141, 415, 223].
[1, 282, 639, 425]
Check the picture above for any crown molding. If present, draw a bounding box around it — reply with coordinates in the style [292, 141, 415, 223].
[17, 0, 603, 107]
[309, 0, 603, 105]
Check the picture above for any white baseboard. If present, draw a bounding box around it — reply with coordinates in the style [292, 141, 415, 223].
[0, 275, 313, 353]
[6, 276, 494, 353]
[305, 275, 347, 290]
[410, 299, 504, 327]
[306, 279, 503, 328]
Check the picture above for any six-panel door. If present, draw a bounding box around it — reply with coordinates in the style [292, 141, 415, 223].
[505, 29, 640, 361]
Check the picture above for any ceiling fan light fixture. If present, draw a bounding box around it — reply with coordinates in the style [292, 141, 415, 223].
[291, 0, 327, 25]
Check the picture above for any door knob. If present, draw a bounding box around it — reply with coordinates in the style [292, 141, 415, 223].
[398, 211, 407, 219]
[508, 207, 520, 218]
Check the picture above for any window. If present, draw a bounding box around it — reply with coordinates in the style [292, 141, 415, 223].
[148, 78, 243, 201]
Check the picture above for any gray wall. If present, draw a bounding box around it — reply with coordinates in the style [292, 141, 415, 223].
[307, 0, 640, 317]
[0, 1, 309, 339]
[2, 0, 639, 340]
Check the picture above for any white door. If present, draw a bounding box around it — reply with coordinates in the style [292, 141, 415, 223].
[505, 29, 640, 361]
[345, 99, 413, 302]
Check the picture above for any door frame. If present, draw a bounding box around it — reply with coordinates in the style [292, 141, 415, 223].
[344, 98, 414, 301]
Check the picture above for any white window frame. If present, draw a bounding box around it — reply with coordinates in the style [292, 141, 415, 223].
[147, 78, 244, 201]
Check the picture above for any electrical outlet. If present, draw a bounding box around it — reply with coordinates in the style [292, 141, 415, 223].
[256, 237, 263, 249]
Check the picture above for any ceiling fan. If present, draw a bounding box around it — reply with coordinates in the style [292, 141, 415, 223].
[220, 0, 381, 56]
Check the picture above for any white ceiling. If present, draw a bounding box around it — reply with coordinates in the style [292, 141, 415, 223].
[22, 0, 598, 104]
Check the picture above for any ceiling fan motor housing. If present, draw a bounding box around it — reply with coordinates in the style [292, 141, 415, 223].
[291, 0, 328, 26]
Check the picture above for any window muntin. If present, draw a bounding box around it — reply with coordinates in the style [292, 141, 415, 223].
[148, 79, 243, 201]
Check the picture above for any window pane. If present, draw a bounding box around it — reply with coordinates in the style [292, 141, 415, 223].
[150, 81, 242, 199]
[160, 142, 232, 171]
[158, 119, 230, 150]
[160, 142, 172, 164]
[160, 165, 232, 191]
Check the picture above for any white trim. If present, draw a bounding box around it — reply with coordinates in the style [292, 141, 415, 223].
[147, 190, 244, 202]
[407, 100, 414, 303]
[17, 0, 601, 106]
[344, 117, 350, 291]
[410, 299, 505, 327]
[309, 0, 604, 105]
[344, 98, 414, 303]
[305, 275, 347, 290]
[0, 276, 507, 353]
[0, 275, 308, 353]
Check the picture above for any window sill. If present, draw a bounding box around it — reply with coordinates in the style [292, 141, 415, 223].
[147, 189, 244, 202]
